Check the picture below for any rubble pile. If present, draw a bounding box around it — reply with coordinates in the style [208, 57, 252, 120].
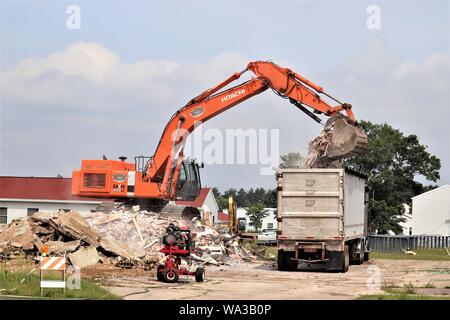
[302, 121, 343, 169]
[0, 208, 253, 270]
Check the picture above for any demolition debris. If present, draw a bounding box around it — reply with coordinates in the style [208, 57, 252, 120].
[0, 208, 254, 270]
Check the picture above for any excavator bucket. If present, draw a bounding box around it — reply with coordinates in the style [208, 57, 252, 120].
[323, 117, 368, 160]
[302, 116, 368, 168]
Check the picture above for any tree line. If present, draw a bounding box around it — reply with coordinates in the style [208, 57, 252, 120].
[211, 187, 277, 210]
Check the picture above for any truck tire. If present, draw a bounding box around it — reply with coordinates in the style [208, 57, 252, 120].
[341, 245, 349, 273]
[277, 250, 287, 270]
[357, 248, 364, 265]
[364, 251, 370, 261]
[277, 250, 298, 271]
[354, 241, 364, 265]
[287, 256, 298, 271]
[163, 267, 179, 283]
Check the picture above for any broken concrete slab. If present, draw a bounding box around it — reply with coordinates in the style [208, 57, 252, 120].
[0, 224, 8, 233]
[0, 217, 36, 251]
[68, 246, 100, 268]
[44, 240, 81, 254]
[30, 211, 60, 224]
[49, 211, 98, 245]
[30, 223, 54, 236]
[98, 235, 145, 260]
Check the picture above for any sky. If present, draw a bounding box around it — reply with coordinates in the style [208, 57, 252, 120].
[1, 0, 449, 191]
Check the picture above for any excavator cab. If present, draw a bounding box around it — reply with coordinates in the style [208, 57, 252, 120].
[173, 159, 202, 201]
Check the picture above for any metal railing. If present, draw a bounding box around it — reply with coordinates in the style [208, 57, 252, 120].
[368, 234, 450, 252]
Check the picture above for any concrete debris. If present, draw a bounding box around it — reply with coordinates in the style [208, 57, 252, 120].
[0, 218, 36, 251]
[68, 246, 100, 269]
[402, 249, 417, 256]
[303, 117, 368, 168]
[44, 240, 81, 254]
[0, 208, 254, 270]
[30, 211, 61, 224]
[98, 234, 145, 260]
[49, 211, 99, 245]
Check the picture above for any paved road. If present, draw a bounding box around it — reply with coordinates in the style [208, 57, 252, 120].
[103, 259, 450, 300]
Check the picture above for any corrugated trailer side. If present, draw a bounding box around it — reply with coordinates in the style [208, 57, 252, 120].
[343, 172, 366, 239]
[277, 169, 344, 240]
[276, 168, 368, 273]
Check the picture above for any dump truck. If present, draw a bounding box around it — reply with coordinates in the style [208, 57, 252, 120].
[276, 168, 369, 272]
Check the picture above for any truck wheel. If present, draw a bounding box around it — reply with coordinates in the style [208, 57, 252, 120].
[277, 250, 287, 270]
[364, 252, 370, 261]
[195, 267, 205, 282]
[163, 267, 179, 283]
[358, 247, 365, 265]
[278, 250, 298, 271]
[341, 245, 349, 273]
[286, 256, 298, 271]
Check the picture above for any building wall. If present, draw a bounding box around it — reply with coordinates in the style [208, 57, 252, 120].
[410, 185, 450, 236]
[234, 208, 277, 231]
[399, 204, 413, 235]
[202, 190, 219, 224]
[0, 199, 101, 224]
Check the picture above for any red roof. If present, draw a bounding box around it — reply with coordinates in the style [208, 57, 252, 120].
[218, 211, 229, 222]
[0, 176, 107, 201]
[174, 188, 211, 208]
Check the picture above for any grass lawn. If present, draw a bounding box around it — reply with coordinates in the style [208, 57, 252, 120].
[244, 241, 278, 260]
[0, 269, 121, 300]
[371, 249, 450, 261]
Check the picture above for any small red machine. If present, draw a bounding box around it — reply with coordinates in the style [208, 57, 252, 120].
[157, 223, 205, 283]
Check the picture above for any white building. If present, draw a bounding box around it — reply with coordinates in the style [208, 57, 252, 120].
[0, 176, 106, 224]
[409, 185, 450, 236]
[0, 177, 220, 225]
[399, 204, 413, 235]
[174, 187, 220, 224]
[221, 207, 277, 231]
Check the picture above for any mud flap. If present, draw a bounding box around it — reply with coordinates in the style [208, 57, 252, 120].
[325, 251, 346, 272]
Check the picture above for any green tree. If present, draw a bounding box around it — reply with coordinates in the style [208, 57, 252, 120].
[263, 189, 277, 208]
[245, 202, 269, 232]
[345, 121, 441, 234]
[211, 187, 221, 199]
[254, 188, 266, 203]
[236, 188, 248, 207]
[280, 152, 304, 168]
[216, 197, 228, 210]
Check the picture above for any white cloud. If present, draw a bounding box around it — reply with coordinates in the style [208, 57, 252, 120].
[316, 42, 449, 184]
[1, 41, 449, 188]
[1, 43, 250, 115]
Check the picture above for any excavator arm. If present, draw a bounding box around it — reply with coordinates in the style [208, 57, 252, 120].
[72, 61, 367, 201]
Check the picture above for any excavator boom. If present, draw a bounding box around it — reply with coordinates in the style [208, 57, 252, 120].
[72, 61, 368, 201]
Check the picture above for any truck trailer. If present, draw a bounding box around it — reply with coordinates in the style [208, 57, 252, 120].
[276, 168, 369, 272]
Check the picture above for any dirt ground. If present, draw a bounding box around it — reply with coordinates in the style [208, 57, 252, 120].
[97, 259, 450, 300]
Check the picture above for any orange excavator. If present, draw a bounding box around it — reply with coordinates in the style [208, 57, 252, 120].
[72, 61, 367, 207]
